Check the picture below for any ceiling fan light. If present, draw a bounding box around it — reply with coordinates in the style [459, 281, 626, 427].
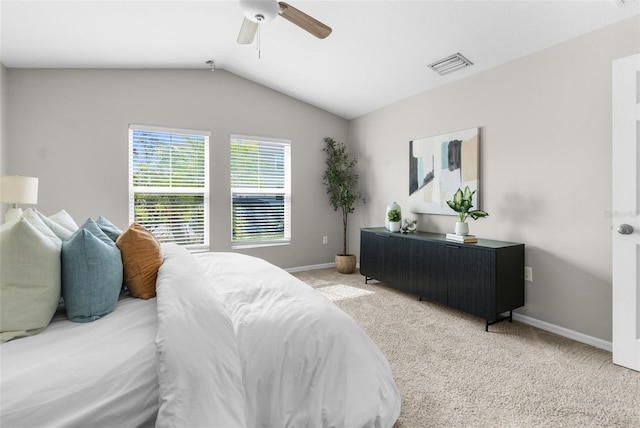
[240, 0, 279, 23]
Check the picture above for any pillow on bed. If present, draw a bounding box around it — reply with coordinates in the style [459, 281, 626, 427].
[96, 215, 122, 242]
[116, 223, 163, 299]
[21, 208, 74, 241]
[48, 209, 78, 233]
[61, 218, 123, 323]
[0, 215, 62, 343]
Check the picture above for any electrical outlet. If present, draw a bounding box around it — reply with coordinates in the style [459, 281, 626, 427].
[322, 236, 328, 245]
[524, 267, 533, 282]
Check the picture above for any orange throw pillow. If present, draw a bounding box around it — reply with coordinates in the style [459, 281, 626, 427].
[116, 223, 163, 299]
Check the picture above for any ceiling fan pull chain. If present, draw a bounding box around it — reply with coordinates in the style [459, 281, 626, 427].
[254, 14, 263, 60]
[257, 22, 261, 59]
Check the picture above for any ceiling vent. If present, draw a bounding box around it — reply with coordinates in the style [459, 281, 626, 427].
[613, 0, 638, 7]
[428, 53, 473, 76]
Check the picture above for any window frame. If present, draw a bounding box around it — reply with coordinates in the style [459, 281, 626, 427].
[230, 134, 292, 249]
[128, 124, 210, 251]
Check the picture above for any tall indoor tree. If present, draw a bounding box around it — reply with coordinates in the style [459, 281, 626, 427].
[322, 137, 364, 273]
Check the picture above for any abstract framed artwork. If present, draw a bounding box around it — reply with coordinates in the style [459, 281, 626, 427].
[409, 127, 480, 215]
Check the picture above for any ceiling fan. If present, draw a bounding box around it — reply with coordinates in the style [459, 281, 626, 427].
[236, 0, 332, 44]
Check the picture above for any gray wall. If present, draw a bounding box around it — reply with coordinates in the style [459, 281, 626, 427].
[4, 68, 349, 268]
[0, 63, 7, 176]
[0, 62, 9, 213]
[4, 17, 638, 342]
[348, 16, 640, 342]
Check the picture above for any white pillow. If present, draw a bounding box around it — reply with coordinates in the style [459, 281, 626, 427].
[48, 209, 78, 233]
[0, 214, 62, 343]
[22, 208, 74, 241]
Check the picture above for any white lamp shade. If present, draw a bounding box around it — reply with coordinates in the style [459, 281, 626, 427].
[0, 176, 39, 205]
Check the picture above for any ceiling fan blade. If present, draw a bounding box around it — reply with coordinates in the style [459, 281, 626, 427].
[278, 2, 332, 39]
[237, 17, 258, 44]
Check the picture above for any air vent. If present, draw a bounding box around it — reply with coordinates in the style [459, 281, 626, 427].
[614, 0, 638, 8]
[428, 53, 473, 76]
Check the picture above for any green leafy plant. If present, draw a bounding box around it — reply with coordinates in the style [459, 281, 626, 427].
[446, 186, 489, 222]
[387, 209, 401, 222]
[323, 137, 364, 256]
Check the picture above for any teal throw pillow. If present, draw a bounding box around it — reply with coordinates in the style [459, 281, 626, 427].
[61, 218, 123, 322]
[96, 215, 123, 242]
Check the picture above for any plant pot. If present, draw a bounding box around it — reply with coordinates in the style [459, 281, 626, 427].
[335, 254, 357, 274]
[455, 221, 469, 235]
[388, 221, 401, 233]
[385, 202, 401, 230]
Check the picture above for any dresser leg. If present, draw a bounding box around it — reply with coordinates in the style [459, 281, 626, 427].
[485, 310, 514, 331]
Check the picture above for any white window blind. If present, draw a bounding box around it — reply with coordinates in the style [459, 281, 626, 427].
[230, 135, 291, 247]
[129, 124, 210, 250]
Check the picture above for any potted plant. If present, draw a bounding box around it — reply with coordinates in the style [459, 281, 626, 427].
[446, 186, 488, 235]
[387, 209, 401, 232]
[322, 137, 364, 274]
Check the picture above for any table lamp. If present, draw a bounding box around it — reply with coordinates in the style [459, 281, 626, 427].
[0, 176, 39, 223]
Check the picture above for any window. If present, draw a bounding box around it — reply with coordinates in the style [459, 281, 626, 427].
[129, 124, 210, 250]
[230, 135, 291, 247]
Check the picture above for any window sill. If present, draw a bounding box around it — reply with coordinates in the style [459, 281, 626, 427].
[188, 248, 210, 254]
[232, 241, 290, 250]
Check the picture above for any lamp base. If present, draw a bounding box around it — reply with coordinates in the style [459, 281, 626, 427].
[4, 207, 23, 223]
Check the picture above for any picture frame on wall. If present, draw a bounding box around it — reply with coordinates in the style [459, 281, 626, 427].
[409, 127, 480, 215]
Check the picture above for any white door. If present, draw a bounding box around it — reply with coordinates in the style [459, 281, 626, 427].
[612, 53, 640, 371]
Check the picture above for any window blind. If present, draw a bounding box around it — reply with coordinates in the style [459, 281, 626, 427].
[129, 125, 210, 250]
[230, 136, 291, 246]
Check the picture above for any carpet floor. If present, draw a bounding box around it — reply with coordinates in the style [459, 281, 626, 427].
[291, 268, 640, 428]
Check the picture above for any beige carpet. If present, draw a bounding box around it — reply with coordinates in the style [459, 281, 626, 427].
[316, 284, 375, 301]
[291, 268, 640, 428]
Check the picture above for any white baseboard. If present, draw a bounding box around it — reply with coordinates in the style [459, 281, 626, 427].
[285, 264, 612, 352]
[286, 262, 335, 273]
[513, 313, 612, 352]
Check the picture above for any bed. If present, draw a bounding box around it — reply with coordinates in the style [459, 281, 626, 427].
[1, 239, 401, 427]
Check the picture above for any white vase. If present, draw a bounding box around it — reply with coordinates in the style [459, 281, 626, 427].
[385, 202, 401, 230]
[389, 221, 401, 233]
[455, 221, 469, 235]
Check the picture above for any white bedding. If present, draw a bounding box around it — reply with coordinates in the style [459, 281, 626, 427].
[191, 248, 401, 427]
[155, 244, 248, 427]
[1, 245, 401, 427]
[0, 297, 158, 427]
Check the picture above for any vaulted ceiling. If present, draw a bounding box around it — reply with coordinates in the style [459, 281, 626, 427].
[1, 0, 638, 119]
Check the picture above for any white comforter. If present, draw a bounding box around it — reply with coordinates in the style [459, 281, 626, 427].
[0, 297, 159, 428]
[155, 244, 401, 428]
